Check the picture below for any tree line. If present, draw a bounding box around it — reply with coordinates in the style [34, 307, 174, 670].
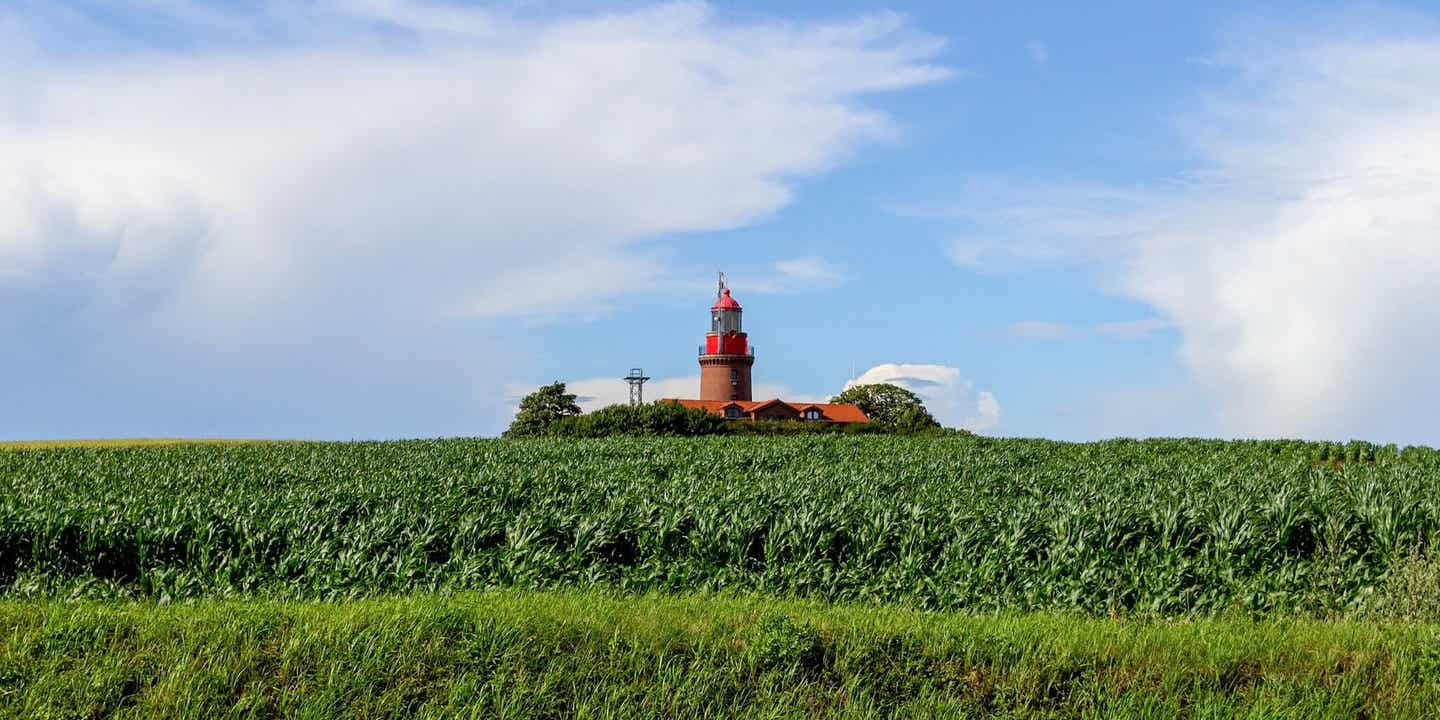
[504, 382, 959, 438]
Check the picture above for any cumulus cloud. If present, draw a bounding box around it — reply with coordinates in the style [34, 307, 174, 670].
[0, 1, 945, 438]
[2, 3, 946, 322]
[846, 363, 1000, 431]
[937, 15, 1440, 442]
[1127, 25, 1440, 440]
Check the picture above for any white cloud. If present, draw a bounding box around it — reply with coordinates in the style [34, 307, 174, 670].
[1127, 26, 1440, 440]
[846, 363, 1000, 431]
[1, 3, 946, 326]
[933, 18, 1440, 442]
[0, 1, 945, 437]
[772, 256, 842, 286]
[737, 255, 844, 294]
[1009, 320, 1070, 339]
[908, 181, 1153, 272]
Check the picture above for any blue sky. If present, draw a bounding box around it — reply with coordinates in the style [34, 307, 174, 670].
[5, 1, 1440, 442]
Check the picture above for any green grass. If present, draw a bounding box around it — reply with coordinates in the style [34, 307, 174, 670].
[6, 436, 1440, 616]
[3, 591, 1438, 718]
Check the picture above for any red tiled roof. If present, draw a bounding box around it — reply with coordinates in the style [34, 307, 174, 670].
[663, 398, 869, 423]
[745, 398, 790, 414]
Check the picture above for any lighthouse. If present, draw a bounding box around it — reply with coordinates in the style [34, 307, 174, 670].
[699, 273, 754, 401]
[663, 274, 868, 424]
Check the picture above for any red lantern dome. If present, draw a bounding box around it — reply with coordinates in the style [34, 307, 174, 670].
[710, 288, 741, 311]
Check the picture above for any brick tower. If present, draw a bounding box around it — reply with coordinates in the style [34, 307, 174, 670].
[699, 273, 754, 401]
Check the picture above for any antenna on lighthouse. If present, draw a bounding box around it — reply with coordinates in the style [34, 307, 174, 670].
[717, 271, 727, 298]
[623, 368, 651, 406]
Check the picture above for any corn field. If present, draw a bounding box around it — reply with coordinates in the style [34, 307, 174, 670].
[4, 436, 1440, 615]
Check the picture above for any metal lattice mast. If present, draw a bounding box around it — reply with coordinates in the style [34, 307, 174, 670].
[623, 368, 651, 406]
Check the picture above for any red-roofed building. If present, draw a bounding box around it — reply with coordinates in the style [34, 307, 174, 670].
[662, 274, 868, 424]
[668, 399, 869, 424]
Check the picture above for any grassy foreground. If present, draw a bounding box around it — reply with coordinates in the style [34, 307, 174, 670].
[4, 591, 1440, 719]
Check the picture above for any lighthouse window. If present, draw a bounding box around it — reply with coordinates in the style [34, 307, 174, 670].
[729, 369, 738, 384]
[804, 408, 823, 421]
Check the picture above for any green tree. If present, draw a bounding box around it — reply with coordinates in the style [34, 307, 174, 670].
[505, 382, 582, 437]
[830, 383, 941, 431]
[546, 401, 726, 437]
